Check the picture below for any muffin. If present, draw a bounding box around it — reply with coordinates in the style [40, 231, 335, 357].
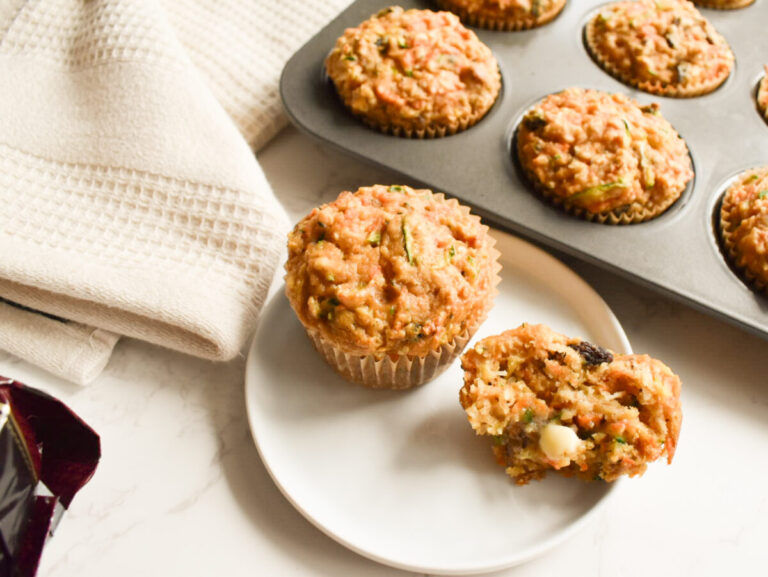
[434, 0, 567, 30]
[692, 0, 755, 8]
[758, 66, 768, 124]
[515, 88, 694, 224]
[585, 0, 734, 97]
[285, 185, 500, 389]
[325, 7, 501, 138]
[719, 167, 768, 294]
[460, 324, 682, 485]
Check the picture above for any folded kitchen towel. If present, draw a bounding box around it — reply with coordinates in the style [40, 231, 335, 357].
[0, 0, 350, 384]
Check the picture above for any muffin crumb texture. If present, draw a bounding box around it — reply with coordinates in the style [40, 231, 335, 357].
[325, 6, 500, 137]
[516, 88, 693, 222]
[285, 185, 499, 359]
[460, 324, 682, 484]
[586, 0, 734, 97]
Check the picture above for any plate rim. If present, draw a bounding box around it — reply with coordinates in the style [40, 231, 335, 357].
[245, 228, 631, 575]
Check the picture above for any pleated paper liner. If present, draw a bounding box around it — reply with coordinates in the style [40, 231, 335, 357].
[300, 236, 501, 390]
[434, 0, 567, 31]
[693, 0, 756, 9]
[584, 15, 733, 98]
[718, 170, 768, 296]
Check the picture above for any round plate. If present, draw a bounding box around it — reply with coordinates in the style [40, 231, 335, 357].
[245, 230, 631, 575]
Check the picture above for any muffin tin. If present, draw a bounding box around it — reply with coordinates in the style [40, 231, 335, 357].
[280, 0, 768, 341]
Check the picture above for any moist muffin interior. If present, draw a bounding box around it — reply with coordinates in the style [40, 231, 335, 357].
[460, 324, 682, 484]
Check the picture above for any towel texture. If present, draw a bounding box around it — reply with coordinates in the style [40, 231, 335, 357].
[0, 0, 351, 383]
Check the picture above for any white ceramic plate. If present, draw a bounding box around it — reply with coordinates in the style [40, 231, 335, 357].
[245, 230, 631, 575]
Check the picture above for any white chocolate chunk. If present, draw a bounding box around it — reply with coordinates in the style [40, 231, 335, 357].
[539, 423, 581, 464]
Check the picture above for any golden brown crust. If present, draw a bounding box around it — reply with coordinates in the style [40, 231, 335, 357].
[719, 167, 768, 294]
[325, 7, 501, 138]
[515, 88, 693, 224]
[585, 0, 734, 98]
[434, 0, 567, 31]
[285, 185, 501, 389]
[460, 324, 683, 484]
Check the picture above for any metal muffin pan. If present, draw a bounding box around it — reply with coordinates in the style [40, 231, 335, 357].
[280, 0, 768, 340]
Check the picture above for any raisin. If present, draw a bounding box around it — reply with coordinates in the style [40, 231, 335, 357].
[547, 350, 566, 363]
[568, 341, 614, 366]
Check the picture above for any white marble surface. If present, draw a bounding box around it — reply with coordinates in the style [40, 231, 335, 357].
[3, 126, 766, 577]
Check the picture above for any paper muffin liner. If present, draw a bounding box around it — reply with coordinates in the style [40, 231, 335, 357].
[299, 238, 501, 390]
[693, 0, 755, 9]
[515, 135, 684, 225]
[719, 179, 768, 295]
[584, 17, 733, 98]
[434, 0, 566, 31]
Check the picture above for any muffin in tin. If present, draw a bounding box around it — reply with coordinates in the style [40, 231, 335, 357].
[515, 88, 694, 224]
[285, 185, 501, 389]
[434, 0, 567, 30]
[460, 324, 682, 485]
[325, 6, 501, 138]
[585, 0, 734, 98]
[758, 66, 768, 124]
[692, 0, 755, 8]
[719, 167, 768, 294]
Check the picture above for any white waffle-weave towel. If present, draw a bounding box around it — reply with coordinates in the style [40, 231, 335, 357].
[0, 0, 351, 384]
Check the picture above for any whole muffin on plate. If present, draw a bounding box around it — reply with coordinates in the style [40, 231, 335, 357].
[585, 0, 734, 97]
[692, 0, 755, 8]
[285, 185, 500, 389]
[434, 0, 567, 30]
[719, 167, 768, 294]
[758, 66, 768, 124]
[325, 6, 501, 138]
[515, 88, 694, 224]
[460, 323, 682, 485]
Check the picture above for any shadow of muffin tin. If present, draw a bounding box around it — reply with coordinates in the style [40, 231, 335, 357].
[280, 0, 768, 340]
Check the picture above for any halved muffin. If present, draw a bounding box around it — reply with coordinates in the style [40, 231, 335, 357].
[460, 324, 682, 484]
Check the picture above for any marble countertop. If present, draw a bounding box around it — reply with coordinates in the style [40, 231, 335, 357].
[3, 126, 766, 577]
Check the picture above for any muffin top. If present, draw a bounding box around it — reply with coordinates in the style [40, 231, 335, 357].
[758, 66, 768, 123]
[720, 167, 768, 287]
[516, 88, 693, 215]
[325, 7, 501, 135]
[437, 0, 567, 28]
[586, 0, 734, 96]
[285, 185, 499, 356]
